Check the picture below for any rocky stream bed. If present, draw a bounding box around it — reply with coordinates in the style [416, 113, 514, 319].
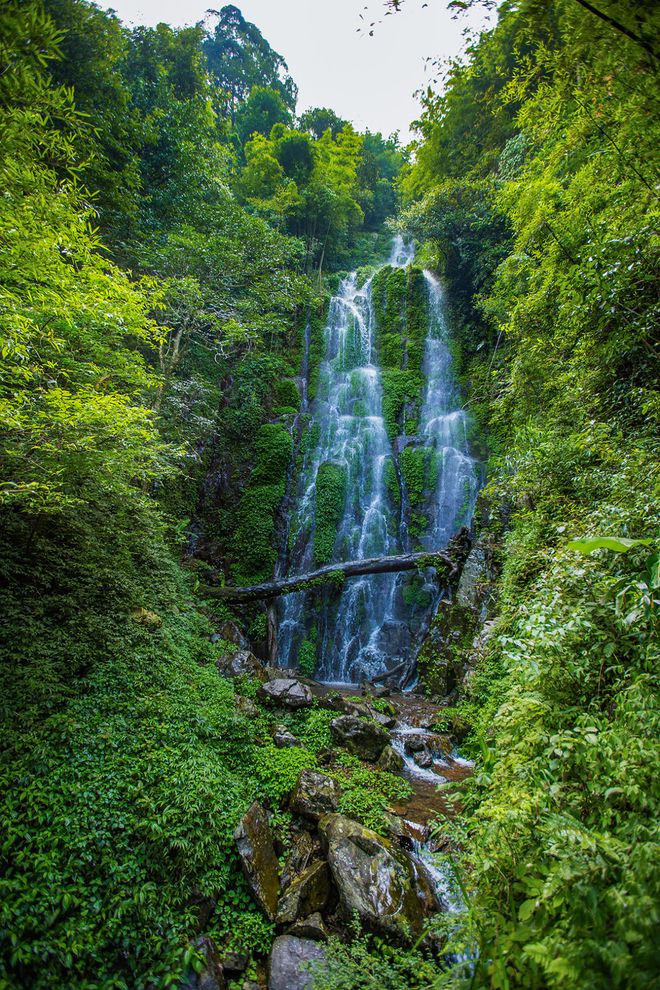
[186, 643, 474, 990]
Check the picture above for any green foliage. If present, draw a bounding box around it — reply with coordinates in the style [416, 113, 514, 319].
[298, 637, 317, 677]
[332, 753, 412, 835]
[309, 924, 438, 990]
[313, 462, 348, 565]
[253, 744, 317, 807]
[278, 705, 336, 754]
[403, 0, 660, 984]
[235, 84, 292, 143]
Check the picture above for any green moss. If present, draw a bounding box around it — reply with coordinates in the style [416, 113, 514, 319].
[381, 369, 423, 439]
[298, 635, 317, 677]
[383, 456, 401, 507]
[371, 265, 428, 440]
[314, 462, 348, 565]
[273, 377, 300, 410]
[231, 423, 293, 584]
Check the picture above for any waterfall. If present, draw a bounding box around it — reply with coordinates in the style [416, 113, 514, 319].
[278, 238, 478, 685]
[418, 273, 479, 549]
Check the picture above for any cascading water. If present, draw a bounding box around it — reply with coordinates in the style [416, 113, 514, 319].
[418, 272, 479, 550]
[278, 237, 478, 685]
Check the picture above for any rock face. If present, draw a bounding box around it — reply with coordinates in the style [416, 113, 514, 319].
[216, 648, 267, 682]
[234, 802, 280, 921]
[276, 860, 331, 925]
[268, 935, 326, 990]
[258, 678, 313, 709]
[290, 769, 340, 820]
[319, 814, 425, 941]
[330, 715, 390, 761]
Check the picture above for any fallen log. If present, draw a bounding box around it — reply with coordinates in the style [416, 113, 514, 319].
[203, 550, 457, 604]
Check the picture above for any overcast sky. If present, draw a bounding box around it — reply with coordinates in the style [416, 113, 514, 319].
[99, 0, 492, 141]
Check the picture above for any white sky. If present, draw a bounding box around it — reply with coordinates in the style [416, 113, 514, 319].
[99, 0, 492, 141]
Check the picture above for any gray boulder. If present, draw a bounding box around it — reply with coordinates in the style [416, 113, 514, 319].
[319, 814, 425, 941]
[290, 769, 340, 820]
[234, 802, 280, 921]
[258, 678, 313, 709]
[330, 715, 390, 762]
[276, 860, 331, 925]
[216, 648, 267, 682]
[273, 725, 302, 748]
[268, 935, 326, 990]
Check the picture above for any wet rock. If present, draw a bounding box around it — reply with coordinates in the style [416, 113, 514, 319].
[404, 735, 426, 755]
[361, 681, 391, 699]
[281, 830, 318, 891]
[319, 814, 425, 941]
[268, 935, 326, 990]
[414, 748, 434, 769]
[290, 769, 340, 820]
[330, 715, 390, 762]
[287, 911, 328, 942]
[273, 725, 301, 748]
[178, 936, 225, 990]
[258, 678, 313, 710]
[372, 711, 397, 730]
[377, 745, 404, 773]
[322, 693, 371, 717]
[214, 620, 250, 650]
[234, 802, 280, 921]
[382, 811, 409, 846]
[276, 860, 330, 925]
[216, 648, 267, 682]
[220, 951, 248, 975]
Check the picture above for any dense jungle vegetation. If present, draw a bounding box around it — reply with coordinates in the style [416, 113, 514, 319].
[0, 1, 658, 989]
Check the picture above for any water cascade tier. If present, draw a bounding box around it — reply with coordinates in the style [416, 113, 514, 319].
[278, 237, 479, 685]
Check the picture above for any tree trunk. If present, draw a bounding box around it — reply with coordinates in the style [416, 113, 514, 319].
[204, 549, 458, 604]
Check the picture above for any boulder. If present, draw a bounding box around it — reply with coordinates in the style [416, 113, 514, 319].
[273, 725, 302, 748]
[330, 715, 390, 762]
[258, 678, 313, 710]
[404, 734, 426, 755]
[290, 769, 340, 821]
[268, 935, 326, 990]
[276, 860, 330, 925]
[178, 937, 225, 990]
[372, 711, 397, 730]
[280, 830, 317, 891]
[234, 802, 280, 921]
[217, 649, 267, 682]
[377, 745, 404, 773]
[414, 748, 433, 769]
[214, 620, 250, 650]
[219, 951, 248, 975]
[287, 912, 328, 942]
[319, 814, 425, 941]
[235, 695, 260, 720]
